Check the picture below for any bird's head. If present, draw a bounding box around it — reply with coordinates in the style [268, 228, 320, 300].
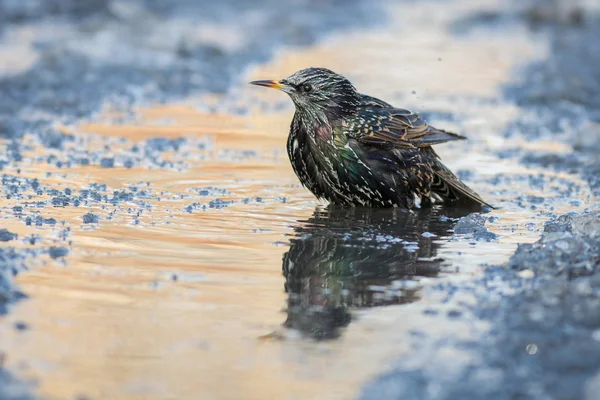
[251, 67, 360, 119]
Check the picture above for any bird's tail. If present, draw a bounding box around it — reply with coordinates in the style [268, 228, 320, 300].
[430, 159, 494, 209]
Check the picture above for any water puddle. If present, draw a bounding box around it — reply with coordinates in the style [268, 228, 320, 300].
[0, 0, 596, 399]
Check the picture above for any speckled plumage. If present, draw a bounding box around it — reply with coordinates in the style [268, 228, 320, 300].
[251, 67, 492, 209]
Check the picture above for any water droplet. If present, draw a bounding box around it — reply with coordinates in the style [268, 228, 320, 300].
[526, 344, 538, 355]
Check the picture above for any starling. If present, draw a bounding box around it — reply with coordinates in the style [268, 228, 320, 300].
[251, 67, 492, 209]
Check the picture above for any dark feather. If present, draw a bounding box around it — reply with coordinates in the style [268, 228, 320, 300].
[423, 148, 493, 208]
[358, 94, 392, 108]
[414, 127, 466, 147]
[348, 104, 462, 153]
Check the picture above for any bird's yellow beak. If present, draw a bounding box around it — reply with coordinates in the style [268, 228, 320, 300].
[250, 80, 284, 90]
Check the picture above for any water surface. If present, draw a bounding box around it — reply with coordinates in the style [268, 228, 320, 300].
[0, 0, 596, 399]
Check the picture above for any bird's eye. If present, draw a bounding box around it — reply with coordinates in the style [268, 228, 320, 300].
[301, 84, 313, 93]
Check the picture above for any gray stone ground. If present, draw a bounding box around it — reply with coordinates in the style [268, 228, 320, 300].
[1, 0, 599, 399]
[362, 210, 600, 400]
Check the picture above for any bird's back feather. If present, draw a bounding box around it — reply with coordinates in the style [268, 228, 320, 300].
[352, 94, 465, 149]
[353, 94, 492, 208]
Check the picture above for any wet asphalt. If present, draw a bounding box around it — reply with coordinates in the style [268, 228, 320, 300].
[1, 0, 600, 399]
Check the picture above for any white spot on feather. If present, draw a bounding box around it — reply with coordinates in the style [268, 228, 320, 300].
[413, 193, 422, 208]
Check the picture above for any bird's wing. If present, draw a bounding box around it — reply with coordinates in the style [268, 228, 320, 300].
[348, 100, 466, 149]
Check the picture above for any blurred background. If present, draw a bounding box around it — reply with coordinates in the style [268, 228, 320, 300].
[0, 0, 599, 399]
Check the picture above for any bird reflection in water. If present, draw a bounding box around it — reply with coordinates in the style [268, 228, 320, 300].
[281, 205, 473, 340]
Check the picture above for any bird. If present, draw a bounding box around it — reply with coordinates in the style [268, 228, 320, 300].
[250, 67, 492, 209]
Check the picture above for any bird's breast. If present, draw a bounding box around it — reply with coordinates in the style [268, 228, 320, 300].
[313, 123, 332, 141]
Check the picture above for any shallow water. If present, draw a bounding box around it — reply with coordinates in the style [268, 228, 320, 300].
[0, 0, 597, 399]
